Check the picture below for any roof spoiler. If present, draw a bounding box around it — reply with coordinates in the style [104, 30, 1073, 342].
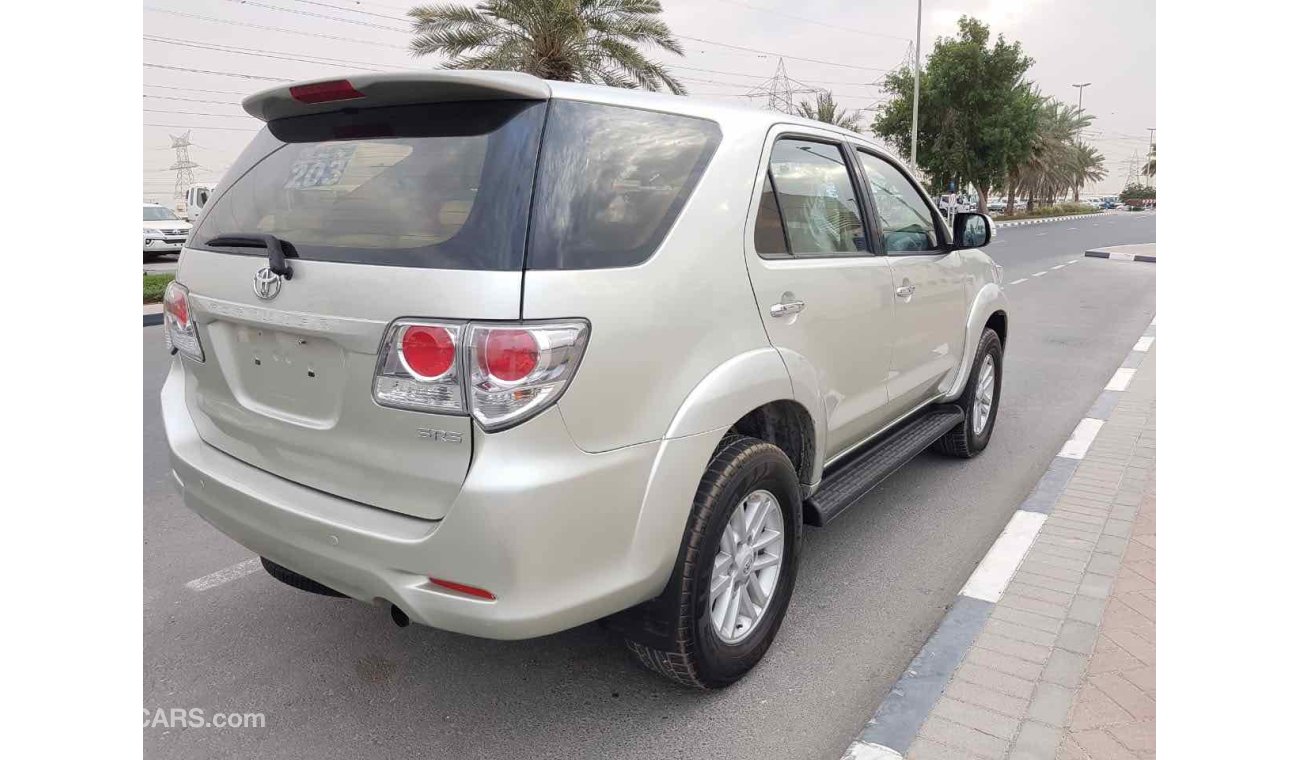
[242, 71, 553, 122]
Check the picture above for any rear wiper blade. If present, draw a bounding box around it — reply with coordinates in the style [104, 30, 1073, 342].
[204, 233, 296, 279]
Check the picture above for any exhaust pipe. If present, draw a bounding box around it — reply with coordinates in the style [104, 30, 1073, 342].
[390, 604, 410, 628]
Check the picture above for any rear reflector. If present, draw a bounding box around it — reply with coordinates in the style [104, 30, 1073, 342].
[429, 578, 497, 601]
[289, 80, 364, 104]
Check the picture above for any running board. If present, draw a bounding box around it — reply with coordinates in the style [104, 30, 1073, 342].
[804, 405, 965, 527]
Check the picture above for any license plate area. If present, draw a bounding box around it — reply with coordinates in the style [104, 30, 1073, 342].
[216, 322, 349, 426]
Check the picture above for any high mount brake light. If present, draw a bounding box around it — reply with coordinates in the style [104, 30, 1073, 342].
[289, 80, 364, 104]
[373, 319, 589, 430]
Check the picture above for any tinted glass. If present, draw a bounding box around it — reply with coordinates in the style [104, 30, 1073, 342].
[856, 150, 941, 252]
[754, 173, 789, 255]
[528, 101, 721, 270]
[768, 139, 867, 255]
[191, 100, 546, 270]
[143, 206, 179, 221]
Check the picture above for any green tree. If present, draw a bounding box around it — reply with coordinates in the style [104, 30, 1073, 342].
[1067, 141, 1107, 202]
[1142, 142, 1156, 179]
[408, 0, 686, 94]
[871, 16, 1037, 213]
[796, 91, 862, 132]
[1009, 96, 1093, 212]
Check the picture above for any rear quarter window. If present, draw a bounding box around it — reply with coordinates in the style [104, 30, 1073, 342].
[526, 101, 721, 270]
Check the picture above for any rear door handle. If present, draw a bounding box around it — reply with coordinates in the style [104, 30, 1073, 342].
[769, 300, 805, 318]
[895, 284, 916, 298]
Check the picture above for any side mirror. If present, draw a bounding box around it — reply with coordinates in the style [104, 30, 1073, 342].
[952, 212, 994, 249]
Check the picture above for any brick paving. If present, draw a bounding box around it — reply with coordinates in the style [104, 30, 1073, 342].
[906, 347, 1156, 760]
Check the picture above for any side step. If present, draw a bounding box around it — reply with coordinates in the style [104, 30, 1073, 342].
[804, 405, 965, 527]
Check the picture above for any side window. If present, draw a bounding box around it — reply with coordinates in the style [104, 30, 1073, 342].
[856, 150, 941, 253]
[528, 101, 722, 270]
[767, 138, 869, 256]
[754, 173, 790, 255]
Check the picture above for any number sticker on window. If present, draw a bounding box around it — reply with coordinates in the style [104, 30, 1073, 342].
[284, 144, 357, 190]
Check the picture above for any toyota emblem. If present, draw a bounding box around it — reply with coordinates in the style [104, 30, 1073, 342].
[253, 267, 283, 301]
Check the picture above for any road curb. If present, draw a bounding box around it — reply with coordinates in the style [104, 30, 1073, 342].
[994, 212, 1104, 229]
[840, 317, 1157, 760]
[144, 303, 164, 327]
[1084, 248, 1156, 263]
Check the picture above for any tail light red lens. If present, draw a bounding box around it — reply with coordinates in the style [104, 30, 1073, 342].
[289, 79, 364, 104]
[483, 329, 539, 382]
[399, 325, 455, 380]
[429, 578, 497, 601]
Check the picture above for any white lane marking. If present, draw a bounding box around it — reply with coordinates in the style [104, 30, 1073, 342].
[960, 510, 1049, 603]
[1150, 314, 1157, 327]
[1051, 264, 1065, 270]
[842, 742, 904, 760]
[1066, 227, 1077, 230]
[1106, 368, 1136, 391]
[1009, 278, 1028, 285]
[1093, 223, 1100, 226]
[1133, 336, 1154, 352]
[1032, 271, 1047, 277]
[1036, 232, 1047, 236]
[1068, 259, 1079, 264]
[1058, 418, 1105, 460]
[185, 558, 262, 592]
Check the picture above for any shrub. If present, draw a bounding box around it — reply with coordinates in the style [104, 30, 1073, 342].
[144, 273, 175, 304]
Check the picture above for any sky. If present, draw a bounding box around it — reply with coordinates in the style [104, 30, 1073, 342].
[142, 0, 1155, 201]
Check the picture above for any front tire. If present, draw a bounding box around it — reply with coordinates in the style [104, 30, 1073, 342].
[626, 436, 801, 689]
[934, 328, 1003, 458]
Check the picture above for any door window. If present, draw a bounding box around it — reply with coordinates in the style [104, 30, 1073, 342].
[766, 138, 869, 256]
[856, 150, 941, 253]
[754, 172, 790, 255]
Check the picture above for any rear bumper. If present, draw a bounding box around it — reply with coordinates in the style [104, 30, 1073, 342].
[162, 360, 717, 639]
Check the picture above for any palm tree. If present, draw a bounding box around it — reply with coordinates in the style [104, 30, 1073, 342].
[795, 91, 861, 133]
[1067, 142, 1107, 202]
[1008, 97, 1092, 212]
[1142, 142, 1156, 179]
[408, 0, 687, 94]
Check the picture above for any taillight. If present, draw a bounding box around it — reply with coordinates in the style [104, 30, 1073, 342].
[374, 321, 465, 414]
[162, 281, 203, 362]
[467, 322, 588, 431]
[372, 319, 589, 431]
[289, 79, 364, 104]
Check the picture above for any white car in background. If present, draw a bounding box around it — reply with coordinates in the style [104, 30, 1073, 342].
[144, 203, 192, 258]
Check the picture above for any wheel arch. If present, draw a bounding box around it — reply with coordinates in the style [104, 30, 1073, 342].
[942, 284, 1011, 403]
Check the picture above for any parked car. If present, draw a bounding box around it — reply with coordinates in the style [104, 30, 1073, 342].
[987, 198, 1007, 213]
[143, 203, 192, 258]
[161, 72, 1010, 688]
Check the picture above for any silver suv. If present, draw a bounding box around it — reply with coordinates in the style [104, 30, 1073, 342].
[161, 72, 1009, 689]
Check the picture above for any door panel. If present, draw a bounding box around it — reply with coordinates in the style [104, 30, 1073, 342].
[852, 148, 970, 416]
[882, 254, 969, 411]
[744, 132, 896, 459]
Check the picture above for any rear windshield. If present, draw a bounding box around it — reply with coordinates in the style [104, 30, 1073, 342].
[193, 98, 718, 271]
[192, 100, 546, 270]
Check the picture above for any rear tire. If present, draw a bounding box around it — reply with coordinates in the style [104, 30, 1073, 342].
[934, 328, 1003, 458]
[625, 436, 801, 689]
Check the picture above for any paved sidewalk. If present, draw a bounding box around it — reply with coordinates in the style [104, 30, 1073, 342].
[842, 323, 1157, 760]
[907, 348, 1156, 760]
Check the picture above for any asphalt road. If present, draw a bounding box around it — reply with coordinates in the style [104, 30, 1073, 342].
[142, 212, 1156, 760]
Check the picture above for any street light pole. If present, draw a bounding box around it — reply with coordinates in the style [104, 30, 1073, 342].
[910, 0, 921, 170]
[1071, 82, 1091, 113]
